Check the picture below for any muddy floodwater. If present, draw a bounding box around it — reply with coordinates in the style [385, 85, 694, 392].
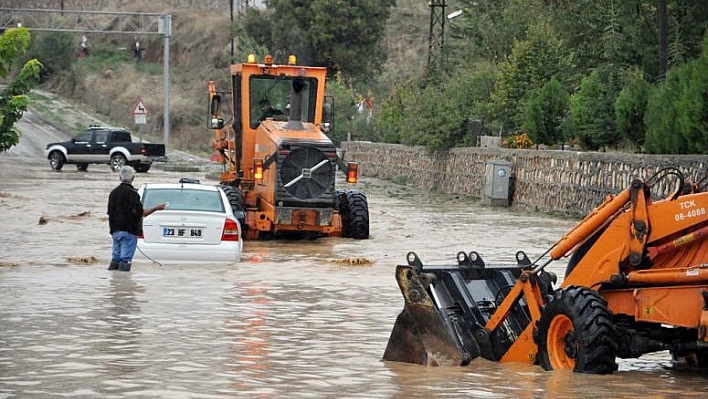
[2, 154, 708, 398]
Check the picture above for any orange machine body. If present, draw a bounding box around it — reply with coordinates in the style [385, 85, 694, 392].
[208, 56, 368, 240]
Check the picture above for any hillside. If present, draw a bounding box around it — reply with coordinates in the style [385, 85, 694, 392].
[24, 0, 430, 153]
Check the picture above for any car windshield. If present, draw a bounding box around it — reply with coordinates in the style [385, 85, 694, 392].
[142, 188, 225, 213]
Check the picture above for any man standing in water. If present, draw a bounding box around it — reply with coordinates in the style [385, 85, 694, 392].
[107, 165, 165, 271]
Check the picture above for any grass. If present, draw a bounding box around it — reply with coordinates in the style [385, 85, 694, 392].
[392, 176, 407, 185]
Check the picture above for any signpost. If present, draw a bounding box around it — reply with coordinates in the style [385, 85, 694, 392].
[132, 97, 149, 141]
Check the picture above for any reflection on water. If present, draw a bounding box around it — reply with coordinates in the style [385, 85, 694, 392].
[2, 167, 708, 398]
[104, 272, 143, 377]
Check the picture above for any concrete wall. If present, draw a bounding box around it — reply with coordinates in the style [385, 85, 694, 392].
[340, 142, 707, 218]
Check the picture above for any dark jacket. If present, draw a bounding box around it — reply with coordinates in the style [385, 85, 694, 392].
[108, 182, 143, 235]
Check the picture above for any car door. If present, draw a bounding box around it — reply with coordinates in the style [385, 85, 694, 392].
[90, 130, 110, 161]
[69, 131, 95, 162]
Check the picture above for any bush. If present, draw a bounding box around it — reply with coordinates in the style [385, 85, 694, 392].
[26, 32, 74, 80]
[503, 132, 534, 149]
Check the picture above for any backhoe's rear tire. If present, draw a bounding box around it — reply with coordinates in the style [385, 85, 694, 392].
[537, 286, 618, 374]
[49, 151, 65, 171]
[110, 154, 127, 172]
[338, 190, 369, 239]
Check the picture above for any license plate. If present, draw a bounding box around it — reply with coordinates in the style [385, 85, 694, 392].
[162, 227, 203, 238]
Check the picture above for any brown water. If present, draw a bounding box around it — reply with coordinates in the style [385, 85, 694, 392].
[1, 158, 707, 398]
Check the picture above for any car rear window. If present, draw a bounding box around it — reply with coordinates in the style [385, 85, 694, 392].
[142, 188, 225, 213]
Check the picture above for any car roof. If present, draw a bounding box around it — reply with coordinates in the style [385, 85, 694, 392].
[141, 183, 220, 192]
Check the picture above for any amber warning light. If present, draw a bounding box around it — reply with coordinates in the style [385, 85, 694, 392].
[254, 160, 264, 181]
[347, 162, 359, 183]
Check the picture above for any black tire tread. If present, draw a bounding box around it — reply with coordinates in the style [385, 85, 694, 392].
[219, 184, 246, 232]
[537, 286, 618, 374]
[339, 190, 369, 239]
[49, 151, 65, 171]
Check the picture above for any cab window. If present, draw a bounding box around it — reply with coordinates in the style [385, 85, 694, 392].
[73, 132, 93, 143]
[249, 75, 318, 129]
[95, 131, 108, 144]
[112, 131, 131, 142]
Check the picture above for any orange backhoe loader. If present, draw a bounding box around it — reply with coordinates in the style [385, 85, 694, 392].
[207, 55, 368, 240]
[384, 168, 708, 373]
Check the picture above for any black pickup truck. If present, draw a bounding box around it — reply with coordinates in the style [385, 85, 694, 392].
[44, 126, 166, 173]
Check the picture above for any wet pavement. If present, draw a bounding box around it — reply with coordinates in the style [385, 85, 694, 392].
[1, 158, 708, 398]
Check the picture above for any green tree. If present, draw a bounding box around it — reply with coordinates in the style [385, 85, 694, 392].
[255, 0, 395, 81]
[324, 76, 358, 146]
[376, 80, 416, 144]
[0, 28, 43, 153]
[377, 62, 495, 152]
[569, 69, 618, 151]
[524, 77, 569, 146]
[490, 23, 572, 132]
[614, 69, 650, 151]
[25, 31, 74, 79]
[645, 36, 708, 154]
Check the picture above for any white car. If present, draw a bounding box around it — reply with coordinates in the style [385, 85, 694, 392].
[136, 181, 243, 263]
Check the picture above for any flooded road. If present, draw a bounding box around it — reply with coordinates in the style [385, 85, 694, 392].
[1, 154, 707, 398]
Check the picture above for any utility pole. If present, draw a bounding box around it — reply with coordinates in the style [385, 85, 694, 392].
[427, 0, 446, 75]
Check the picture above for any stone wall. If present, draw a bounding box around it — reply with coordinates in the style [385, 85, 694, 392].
[340, 142, 707, 218]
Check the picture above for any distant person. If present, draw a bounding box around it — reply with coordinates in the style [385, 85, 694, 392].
[133, 40, 142, 63]
[258, 99, 282, 122]
[80, 35, 89, 57]
[107, 165, 165, 271]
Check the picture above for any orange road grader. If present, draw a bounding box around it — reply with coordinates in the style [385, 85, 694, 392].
[384, 168, 708, 374]
[207, 54, 368, 240]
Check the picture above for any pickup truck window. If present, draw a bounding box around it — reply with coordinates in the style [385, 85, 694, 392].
[74, 132, 93, 143]
[95, 131, 108, 144]
[112, 131, 132, 142]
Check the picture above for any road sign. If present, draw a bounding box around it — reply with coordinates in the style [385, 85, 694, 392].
[132, 97, 149, 115]
[134, 114, 147, 124]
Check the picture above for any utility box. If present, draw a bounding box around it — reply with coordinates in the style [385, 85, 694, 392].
[484, 160, 511, 206]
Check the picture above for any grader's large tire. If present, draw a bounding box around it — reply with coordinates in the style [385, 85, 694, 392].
[219, 184, 246, 232]
[338, 190, 369, 239]
[537, 286, 618, 374]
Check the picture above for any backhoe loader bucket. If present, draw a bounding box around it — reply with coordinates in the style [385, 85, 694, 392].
[383, 264, 477, 366]
[383, 251, 554, 366]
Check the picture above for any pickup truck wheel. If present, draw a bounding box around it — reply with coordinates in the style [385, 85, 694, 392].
[76, 163, 88, 171]
[49, 151, 65, 171]
[339, 190, 369, 239]
[538, 286, 618, 374]
[110, 154, 127, 172]
[135, 163, 151, 173]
